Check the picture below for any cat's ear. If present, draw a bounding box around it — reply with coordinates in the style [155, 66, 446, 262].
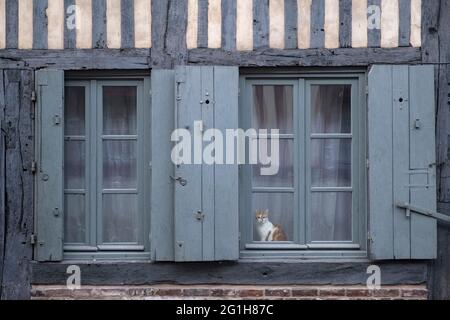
[264, 209, 269, 215]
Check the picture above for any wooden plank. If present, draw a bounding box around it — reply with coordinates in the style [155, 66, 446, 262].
[1, 69, 34, 299]
[409, 65, 437, 259]
[310, 0, 325, 48]
[324, 0, 339, 48]
[368, 65, 394, 260]
[367, 0, 381, 47]
[0, 0, 5, 49]
[201, 67, 215, 260]
[269, 0, 285, 49]
[339, 0, 351, 48]
[32, 261, 429, 286]
[106, 0, 121, 48]
[188, 47, 421, 66]
[33, 0, 48, 49]
[351, 0, 367, 48]
[76, 0, 92, 49]
[92, 0, 107, 48]
[151, 70, 175, 261]
[254, 0, 269, 49]
[380, 0, 399, 48]
[410, 0, 421, 47]
[164, 0, 188, 66]
[398, 0, 411, 47]
[121, 0, 134, 48]
[198, 0, 208, 48]
[284, 0, 298, 49]
[18, 0, 33, 49]
[187, 0, 199, 49]
[236, 0, 253, 51]
[213, 66, 239, 261]
[208, 0, 222, 48]
[47, 0, 65, 49]
[64, 0, 76, 49]
[297, 0, 311, 49]
[392, 65, 411, 259]
[221, 0, 236, 51]
[174, 66, 203, 262]
[35, 69, 64, 262]
[0, 70, 5, 298]
[134, 0, 152, 48]
[5, 0, 18, 49]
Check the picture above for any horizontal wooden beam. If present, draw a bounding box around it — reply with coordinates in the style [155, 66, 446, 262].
[32, 261, 428, 286]
[0, 49, 151, 70]
[188, 47, 422, 67]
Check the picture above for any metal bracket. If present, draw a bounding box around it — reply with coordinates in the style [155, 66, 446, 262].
[405, 168, 432, 189]
[396, 202, 450, 223]
[196, 210, 205, 222]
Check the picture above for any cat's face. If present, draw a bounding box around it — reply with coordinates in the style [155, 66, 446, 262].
[255, 209, 269, 224]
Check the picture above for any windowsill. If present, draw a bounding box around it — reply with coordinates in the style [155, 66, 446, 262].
[239, 250, 368, 260]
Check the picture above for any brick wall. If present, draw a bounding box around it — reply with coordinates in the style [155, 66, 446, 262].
[31, 285, 428, 300]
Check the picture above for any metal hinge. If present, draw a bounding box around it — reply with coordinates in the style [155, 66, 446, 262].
[365, 85, 369, 96]
[31, 160, 37, 174]
[366, 159, 370, 169]
[367, 231, 372, 242]
[31, 90, 37, 102]
[30, 234, 37, 245]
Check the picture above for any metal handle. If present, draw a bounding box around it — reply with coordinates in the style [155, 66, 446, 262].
[170, 176, 187, 187]
[396, 202, 450, 223]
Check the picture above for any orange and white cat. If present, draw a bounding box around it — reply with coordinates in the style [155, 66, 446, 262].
[255, 209, 287, 242]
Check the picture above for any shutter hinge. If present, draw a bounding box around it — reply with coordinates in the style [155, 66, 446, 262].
[367, 231, 372, 242]
[31, 160, 37, 174]
[365, 85, 369, 96]
[30, 234, 37, 245]
[31, 90, 37, 102]
[366, 159, 370, 169]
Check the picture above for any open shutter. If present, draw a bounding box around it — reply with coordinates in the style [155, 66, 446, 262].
[174, 66, 239, 261]
[35, 70, 64, 261]
[368, 65, 437, 260]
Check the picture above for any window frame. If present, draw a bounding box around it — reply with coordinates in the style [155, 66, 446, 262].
[239, 70, 367, 259]
[63, 75, 151, 261]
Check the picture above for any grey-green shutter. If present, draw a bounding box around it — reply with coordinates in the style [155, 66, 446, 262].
[368, 65, 437, 260]
[151, 70, 176, 261]
[35, 69, 64, 262]
[173, 66, 239, 262]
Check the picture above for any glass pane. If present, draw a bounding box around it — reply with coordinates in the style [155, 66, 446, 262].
[103, 140, 137, 189]
[64, 86, 85, 136]
[252, 85, 293, 134]
[103, 194, 138, 243]
[311, 139, 351, 187]
[252, 193, 293, 242]
[310, 192, 352, 241]
[103, 86, 137, 135]
[311, 85, 351, 134]
[64, 141, 86, 189]
[64, 194, 86, 243]
[253, 139, 294, 188]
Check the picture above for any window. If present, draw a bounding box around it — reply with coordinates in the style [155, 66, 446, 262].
[63, 78, 150, 257]
[239, 72, 366, 256]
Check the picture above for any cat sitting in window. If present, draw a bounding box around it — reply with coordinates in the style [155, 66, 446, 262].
[255, 209, 287, 242]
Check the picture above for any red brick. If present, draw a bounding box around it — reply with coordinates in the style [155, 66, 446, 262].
[345, 289, 372, 297]
[291, 288, 318, 297]
[237, 289, 264, 297]
[210, 289, 236, 297]
[319, 288, 346, 297]
[265, 289, 291, 297]
[401, 289, 428, 299]
[182, 289, 211, 297]
[372, 289, 400, 298]
[155, 289, 183, 296]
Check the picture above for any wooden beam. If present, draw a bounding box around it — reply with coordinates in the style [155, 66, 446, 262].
[188, 47, 422, 67]
[31, 261, 428, 286]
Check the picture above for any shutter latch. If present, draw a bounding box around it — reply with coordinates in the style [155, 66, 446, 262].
[170, 175, 187, 187]
[196, 211, 205, 222]
[396, 202, 450, 224]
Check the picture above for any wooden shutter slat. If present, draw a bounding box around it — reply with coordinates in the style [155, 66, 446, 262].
[151, 70, 176, 261]
[35, 69, 64, 262]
